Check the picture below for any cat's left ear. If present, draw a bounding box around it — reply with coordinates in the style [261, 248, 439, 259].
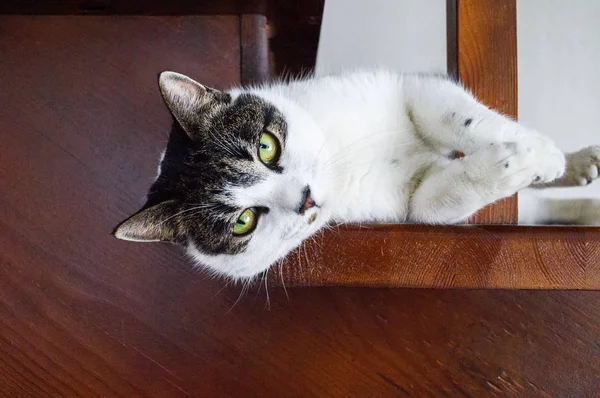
[112, 200, 181, 243]
[158, 71, 230, 139]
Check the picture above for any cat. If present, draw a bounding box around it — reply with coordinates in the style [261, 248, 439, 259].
[112, 70, 600, 279]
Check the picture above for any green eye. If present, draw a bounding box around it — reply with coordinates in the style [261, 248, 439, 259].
[233, 208, 258, 236]
[259, 132, 280, 164]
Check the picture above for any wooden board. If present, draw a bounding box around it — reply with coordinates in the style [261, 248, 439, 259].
[458, 0, 519, 224]
[240, 14, 270, 85]
[276, 224, 600, 288]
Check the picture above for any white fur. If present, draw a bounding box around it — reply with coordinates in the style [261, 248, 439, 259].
[180, 70, 581, 279]
[156, 150, 166, 179]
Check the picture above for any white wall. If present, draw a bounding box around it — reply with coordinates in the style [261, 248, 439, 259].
[316, 0, 446, 76]
[517, 0, 600, 207]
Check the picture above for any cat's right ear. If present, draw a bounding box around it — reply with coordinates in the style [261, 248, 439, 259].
[112, 200, 181, 243]
[158, 71, 230, 139]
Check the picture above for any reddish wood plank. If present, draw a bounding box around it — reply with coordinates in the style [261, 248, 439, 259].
[459, 0, 519, 224]
[277, 225, 600, 288]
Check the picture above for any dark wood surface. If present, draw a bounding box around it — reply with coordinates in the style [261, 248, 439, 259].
[0, 0, 268, 15]
[446, 0, 458, 80]
[266, 0, 324, 77]
[240, 14, 270, 85]
[0, 14, 241, 395]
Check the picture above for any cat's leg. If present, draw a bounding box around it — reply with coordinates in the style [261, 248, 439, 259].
[404, 76, 523, 153]
[409, 142, 562, 224]
[533, 145, 600, 188]
[404, 76, 557, 150]
[403, 75, 566, 186]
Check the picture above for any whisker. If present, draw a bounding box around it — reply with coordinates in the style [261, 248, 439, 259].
[214, 280, 230, 298]
[278, 260, 289, 300]
[263, 270, 271, 310]
[226, 279, 250, 314]
[157, 205, 209, 226]
[302, 242, 310, 272]
[296, 247, 303, 276]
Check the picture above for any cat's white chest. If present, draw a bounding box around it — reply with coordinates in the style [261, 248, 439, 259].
[293, 74, 446, 223]
[321, 107, 444, 223]
[330, 141, 443, 223]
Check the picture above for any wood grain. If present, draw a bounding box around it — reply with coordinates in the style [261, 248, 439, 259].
[276, 224, 600, 288]
[458, 0, 519, 224]
[0, 14, 236, 396]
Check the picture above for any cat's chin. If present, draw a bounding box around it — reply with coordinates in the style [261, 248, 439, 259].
[185, 243, 276, 280]
[184, 208, 330, 280]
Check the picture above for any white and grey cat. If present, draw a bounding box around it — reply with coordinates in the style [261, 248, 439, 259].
[113, 70, 600, 279]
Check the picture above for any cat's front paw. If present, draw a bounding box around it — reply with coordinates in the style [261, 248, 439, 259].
[466, 142, 540, 197]
[524, 133, 566, 184]
[564, 145, 600, 186]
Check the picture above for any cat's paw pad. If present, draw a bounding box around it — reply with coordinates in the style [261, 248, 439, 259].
[565, 145, 600, 186]
[466, 142, 539, 195]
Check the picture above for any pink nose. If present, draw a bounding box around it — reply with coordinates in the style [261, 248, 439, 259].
[297, 186, 317, 215]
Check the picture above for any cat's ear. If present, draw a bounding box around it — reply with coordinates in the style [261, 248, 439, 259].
[112, 200, 181, 243]
[158, 71, 230, 138]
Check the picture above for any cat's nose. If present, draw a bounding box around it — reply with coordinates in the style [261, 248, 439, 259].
[297, 185, 317, 215]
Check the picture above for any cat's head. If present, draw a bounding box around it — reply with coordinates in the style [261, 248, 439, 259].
[113, 72, 331, 279]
